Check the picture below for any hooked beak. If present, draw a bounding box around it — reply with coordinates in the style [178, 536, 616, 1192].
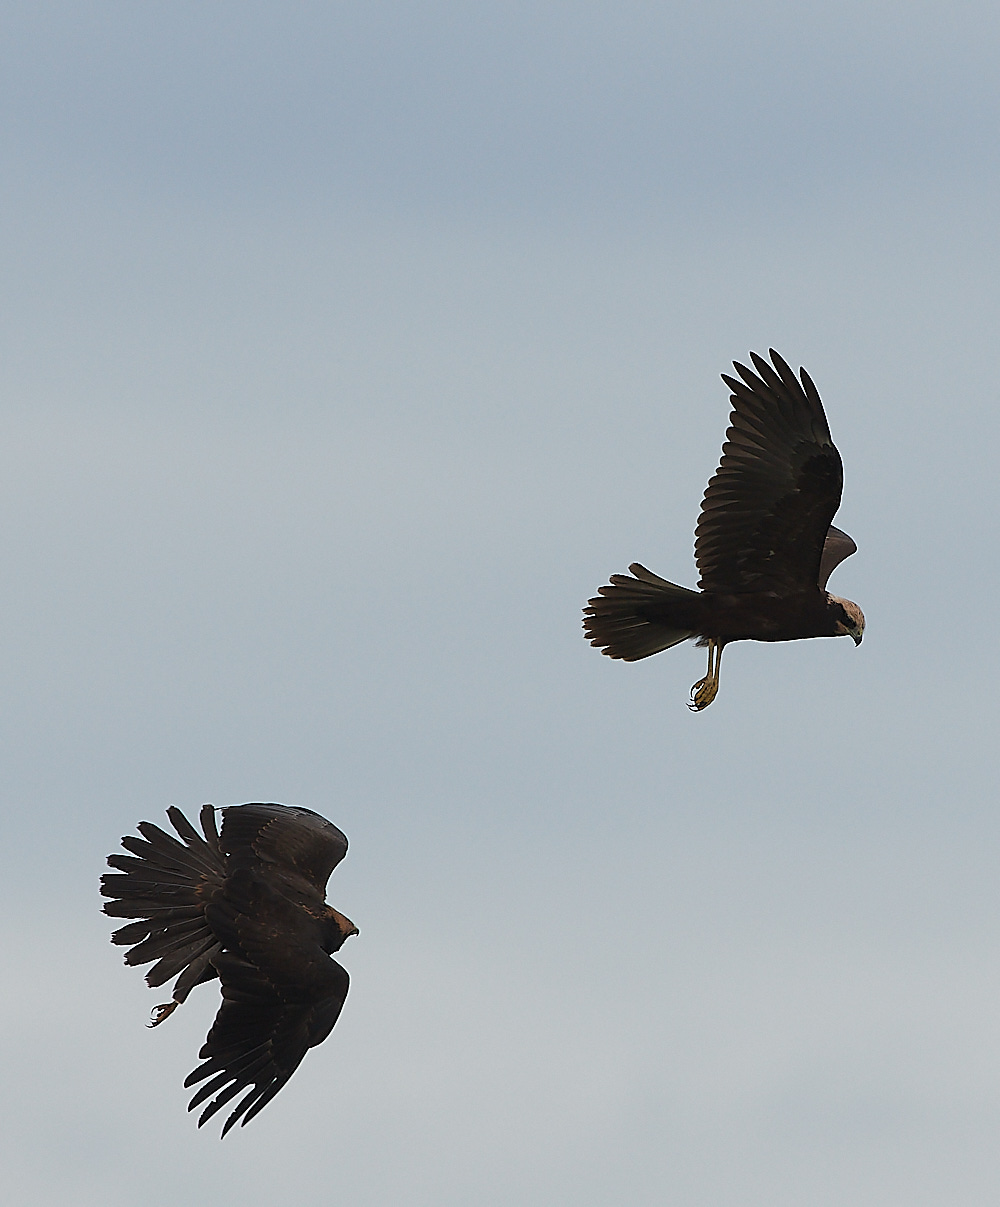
[851, 630, 862, 646]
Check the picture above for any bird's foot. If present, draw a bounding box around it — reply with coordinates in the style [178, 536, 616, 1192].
[688, 674, 719, 711]
[149, 1000, 180, 1028]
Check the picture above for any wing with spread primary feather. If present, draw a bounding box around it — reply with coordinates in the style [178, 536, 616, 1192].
[695, 350, 845, 595]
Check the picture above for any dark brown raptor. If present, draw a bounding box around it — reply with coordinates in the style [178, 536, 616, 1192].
[101, 802, 357, 1135]
[583, 349, 864, 708]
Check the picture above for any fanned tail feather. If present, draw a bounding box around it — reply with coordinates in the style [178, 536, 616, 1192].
[583, 563, 700, 661]
[101, 805, 226, 1003]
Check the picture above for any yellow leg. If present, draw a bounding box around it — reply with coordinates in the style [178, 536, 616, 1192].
[149, 1000, 180, 1028]
[689, 640, 724, 711]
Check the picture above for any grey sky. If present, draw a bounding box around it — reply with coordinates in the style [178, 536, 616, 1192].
[2, 4, 1000, 1205]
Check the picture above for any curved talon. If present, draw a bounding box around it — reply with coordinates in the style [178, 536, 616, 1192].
[149, 1000, 180, 1028]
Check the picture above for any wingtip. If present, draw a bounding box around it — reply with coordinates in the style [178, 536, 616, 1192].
[767, 347, 791, 372]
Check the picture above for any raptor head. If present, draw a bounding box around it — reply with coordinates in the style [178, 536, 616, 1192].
[828, 594, 865, 645]
[322, 906, 359, 951]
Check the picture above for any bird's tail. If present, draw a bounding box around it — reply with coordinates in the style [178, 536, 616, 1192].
[101, 805, 226, 1006]
[584, 563, 700, 661]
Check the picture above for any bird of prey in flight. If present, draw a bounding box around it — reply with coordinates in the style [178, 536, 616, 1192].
[584, 349, 864, 709]
[102, 802, 357, 1136]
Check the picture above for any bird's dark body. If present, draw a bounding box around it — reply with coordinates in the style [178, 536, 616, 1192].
[102, 802, 357, 1136]
[646, 589, 848, 645]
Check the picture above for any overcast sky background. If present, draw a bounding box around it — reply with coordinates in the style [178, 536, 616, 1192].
[2, 3, 1000, 1204]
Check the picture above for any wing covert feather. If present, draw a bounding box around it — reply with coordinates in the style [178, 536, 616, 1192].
[220, 803, 348, 895]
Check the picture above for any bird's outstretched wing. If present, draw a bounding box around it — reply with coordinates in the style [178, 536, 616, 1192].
[694, 350, 847, 595]
[220, 803, 348, 896]
[184, 867, 349, 1136]
[101, 805, 225, 1002]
